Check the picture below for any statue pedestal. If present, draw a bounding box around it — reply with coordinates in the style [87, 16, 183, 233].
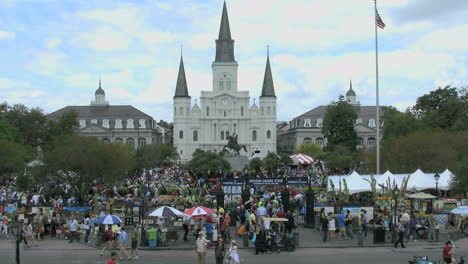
[224, 155, 249, 171]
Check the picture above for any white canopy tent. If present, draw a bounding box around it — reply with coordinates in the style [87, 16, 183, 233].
[327, 169, 454, 194]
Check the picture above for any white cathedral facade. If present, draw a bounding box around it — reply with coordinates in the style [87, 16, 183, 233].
[173, 2, 277, 162]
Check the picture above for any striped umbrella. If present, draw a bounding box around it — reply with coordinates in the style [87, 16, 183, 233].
[97, 215, 122, 225]
[184, 206, 214, 219]
[291, 153, 315, 164]
[148, 206, 185, 217]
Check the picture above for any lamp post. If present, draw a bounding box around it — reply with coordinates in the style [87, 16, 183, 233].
[216, 166, 225, 209]
[242, 165, 250, 207]
[434, 173, 440, 198]
[11, 220, 21, 264]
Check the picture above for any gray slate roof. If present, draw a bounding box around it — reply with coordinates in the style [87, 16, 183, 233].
[47, 105, 152, 120]
[261, 56, 276, 97]
[291, 105, 385, 128]
[214, 1, 236, 63]
[174, 56, 190, 98]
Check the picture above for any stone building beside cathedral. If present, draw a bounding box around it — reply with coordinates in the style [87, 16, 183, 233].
[48, 81, 170, 148]
[277, 81, 384, 154]
[173, 2, 277, 162]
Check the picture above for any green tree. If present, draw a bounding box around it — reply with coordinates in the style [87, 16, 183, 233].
[0, 119, 24, 143]
[452, 157, 468, 195]
[48, 110, 79, 137]
[0, 139, 28, 175]
[322, 96, 358, 151]
[135, 144, 179, 169]
[319, 145, 355, 173]
[263, 152, 280, 176]
[280, 154, 293, 166]
[186, 150, 231, 177]
[293, 143, 324, 158]
[412, 86, 467, 129]
[2, 103, 49, 147]
[35, 135, 133, 198]
[382, 107, 422, 140]
[249, 158, 264, 174]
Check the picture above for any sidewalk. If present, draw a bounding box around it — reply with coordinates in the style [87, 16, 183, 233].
[79, 226, 447, 251]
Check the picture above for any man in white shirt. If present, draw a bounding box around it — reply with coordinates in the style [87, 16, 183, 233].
[196, 232, 208, 264]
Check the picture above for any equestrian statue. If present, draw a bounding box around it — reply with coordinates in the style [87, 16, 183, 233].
[222, 133, 247, 155]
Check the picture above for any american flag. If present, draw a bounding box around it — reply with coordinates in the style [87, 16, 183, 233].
[375, 10, 386, 29]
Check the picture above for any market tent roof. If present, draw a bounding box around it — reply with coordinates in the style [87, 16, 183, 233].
[450, 206, 468, 215]
[437, 169, 454, 190]
[406, 192, 437, 199]
[376, 170, 401, 188]
[327, 170, 455, 194]
[290, 153, 315, 164]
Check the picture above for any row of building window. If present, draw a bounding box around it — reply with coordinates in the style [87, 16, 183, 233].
[294, 118, 383, 128]
[101, 137, 147, 147]
[178, 130, 272, 141]
[302, 137, 376, 146]
[80, 119, 147, 129]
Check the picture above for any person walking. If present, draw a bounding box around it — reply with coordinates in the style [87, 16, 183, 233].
[254, 227, 266, 255]
[228, 240, 240, 264]
[337, 210, 347, 240]
[183, 214, 190, 241]
[1, 215, 9, 238]
[100, 228, 114, 257]
[69, 217, 78, 243]
[360, 210, 368, 237]
[196, 231, 208, 264]
[83, 215, 91, 243]
[345, 210, 354, 239]
[117, 227, 130, 261]
[394, 220, 406, 249]
[130, 224, 139, 260]
[214, 237, 225, 264]
[27, 222, 36, 246]
[32, 216, 42, 243]
[322, 214, 329, 242]
[20, 223, 29, 248]
[428, 214, 436, 242]
[328, 213, 336, 241]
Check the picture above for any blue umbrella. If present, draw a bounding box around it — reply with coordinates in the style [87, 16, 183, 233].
[450, 206, 468, 216]
[98, 215, 122, 225]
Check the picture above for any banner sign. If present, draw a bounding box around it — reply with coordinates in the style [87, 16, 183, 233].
[287, 177, 308, 186]
[63, 207, 92, 212]
[248, 178, 284, 186]
[223, 186, 242, 195]
[222, 179, 243, 186]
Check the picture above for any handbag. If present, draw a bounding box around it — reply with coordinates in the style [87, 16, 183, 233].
[251, 232, 257, 243]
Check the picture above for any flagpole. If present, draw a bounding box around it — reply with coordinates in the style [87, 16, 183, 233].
[374, 0, 380, 175]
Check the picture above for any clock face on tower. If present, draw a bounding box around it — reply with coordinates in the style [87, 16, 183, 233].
[221, 97, 230, 105]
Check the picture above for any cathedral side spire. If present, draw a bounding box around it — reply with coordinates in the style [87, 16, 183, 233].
[260, 47, 276, 98]
[174, 56, 190, 98]
[214, 1, 235, 62]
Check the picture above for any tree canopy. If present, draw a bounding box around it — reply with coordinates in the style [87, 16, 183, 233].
[30, 135, 134, 198]
[186, 150, 231, 177]
[293, 143, 324, 158]
[135, 144, 179, 169]
[322, 96, 358, 151]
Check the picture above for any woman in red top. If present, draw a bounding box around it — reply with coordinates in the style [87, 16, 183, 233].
[107, 252, 117, 264]
[443, 240, 455, 264]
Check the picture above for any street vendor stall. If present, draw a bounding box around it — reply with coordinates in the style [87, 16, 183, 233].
[407, 192, 436, 215]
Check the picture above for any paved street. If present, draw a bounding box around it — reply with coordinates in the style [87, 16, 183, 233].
[0, 237, 466, 264]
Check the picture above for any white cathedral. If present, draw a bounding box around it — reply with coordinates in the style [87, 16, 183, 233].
[173, 2, 277, 162]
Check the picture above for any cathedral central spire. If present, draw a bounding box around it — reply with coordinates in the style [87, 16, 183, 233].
[214, 1, 236, 63]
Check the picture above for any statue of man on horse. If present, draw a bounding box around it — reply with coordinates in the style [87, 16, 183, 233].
[222, 133, 247, 155]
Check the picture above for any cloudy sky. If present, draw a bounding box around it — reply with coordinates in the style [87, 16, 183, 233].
[1, 0, 467, 122]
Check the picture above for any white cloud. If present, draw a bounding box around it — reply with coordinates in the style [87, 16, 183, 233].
[73, 26, 131, 51]
[29, 52, 67, 75]
[0, 30, 15, 39]
[45, 37, 61, 49]
[0, 77, 30, 89]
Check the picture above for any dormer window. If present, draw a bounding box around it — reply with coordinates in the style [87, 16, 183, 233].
[304, 119, 311, 128]
[368, 118, 376, 127]
[79, 120, 86, 128]
[102, 119, 110, 128]
[91, 119, 97, 125]
[316, 119, 323, 128]
[356, 118, 362, 125]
